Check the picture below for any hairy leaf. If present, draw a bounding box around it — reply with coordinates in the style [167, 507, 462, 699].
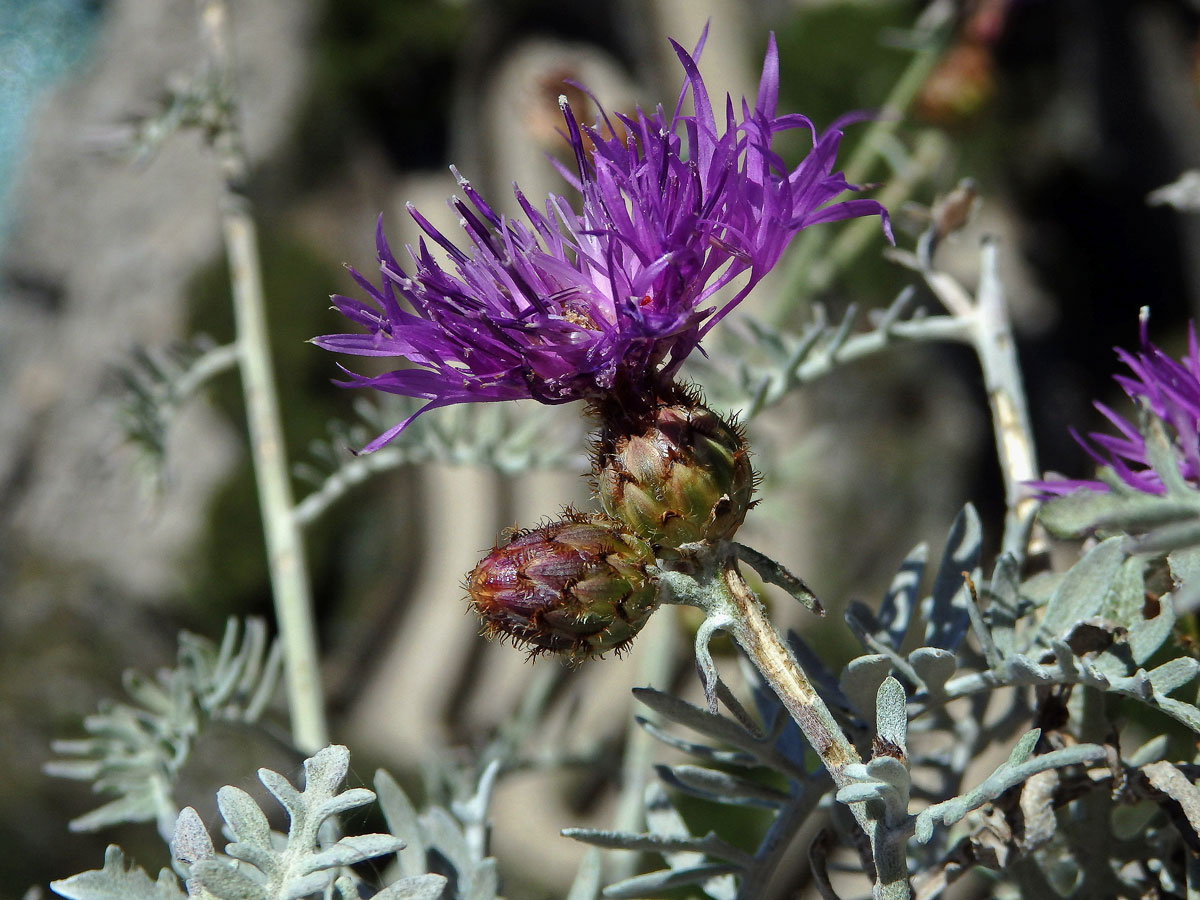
[51, 846, 184, 900]
[924, 505, 982, 651]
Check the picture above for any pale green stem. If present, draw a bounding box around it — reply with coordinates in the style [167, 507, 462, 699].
[661, 552, 911, 898]
[899, 240, 1041, 564]
[197, 0, 327, 753]
[972, 239, 1041, 563]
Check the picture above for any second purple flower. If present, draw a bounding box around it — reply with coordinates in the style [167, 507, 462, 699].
[1037, 313, 1200, 497]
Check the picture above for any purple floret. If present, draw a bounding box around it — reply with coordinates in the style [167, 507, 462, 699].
[1035, 312, 1200, 497]
[315, 32, 892, 451]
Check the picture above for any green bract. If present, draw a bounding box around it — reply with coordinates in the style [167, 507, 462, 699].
[593, 390, 754, 550]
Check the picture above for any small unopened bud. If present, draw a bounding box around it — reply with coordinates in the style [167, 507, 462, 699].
[916, 41, 995, 126]
[593, 387, 754, 550]
[467, 513, 659, 662]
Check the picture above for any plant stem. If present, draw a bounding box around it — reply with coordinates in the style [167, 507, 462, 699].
[662, 552, 912, 898]
[720, 564, 859, 777]
[197, 0, 327, 753]
[972, 238, 1040, 563]
[895, 240, 1042, 565]
[721, 563, 911, 900]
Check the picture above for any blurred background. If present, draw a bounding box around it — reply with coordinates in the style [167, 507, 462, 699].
[3, 0, 1200, 896]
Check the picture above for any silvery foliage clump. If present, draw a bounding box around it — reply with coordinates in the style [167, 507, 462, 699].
[52, 744, 452, 900]
[568, 507, 1200, 898]
[46, 617, 283, 840]
[50, 259, 1200, 900]
[39, 7, 1200, 900]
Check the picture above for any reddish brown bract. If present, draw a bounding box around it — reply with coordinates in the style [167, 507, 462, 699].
[466, 513, 659, 663]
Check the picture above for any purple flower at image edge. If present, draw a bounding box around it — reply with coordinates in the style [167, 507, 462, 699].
[313, 30, 892, 451]
[1034, 312, 1200, 497]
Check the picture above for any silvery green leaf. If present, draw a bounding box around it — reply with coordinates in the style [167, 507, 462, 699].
[635, 717, 759, 767]
[1170, 545, 1200, 589]
[644, 782, 703, 871]
[914, 738, 1106, 844]
[122, 670, 173, 717]
[602, 864, 741, 900]
[47, 618, 282, 837]
[836, 782, 895, 805]
[51, 845, 185, 900]
[296, 398, 581, 525]
[1148, 658, 1200, 695]
[306, 835, 406, 872]
[1155, 697, 1200, 734]
[566, 848, 603, 900]
[43, 756, 104, 780]
[450, 758, 502, 831]
[985, 552, 1022, 656]
[878, 543, 927, 651]
[632, 687, 805, 777]
[1124, 518, 1200, 556]
[1129, 585, 1175, 666]
[865, 756, 910, 794]
[840, 654, 892, 719]
[1129, 734, 1170, 767]
[875, 677, 907, 755]
[172, 806, 215, 865]
[1143, 761, 1200, 844]
[464, 859, 499, 900]
[908, 647, 956, 696]
[217, 786, 273, 849]
[1008, 729, 1041, 766]
[1005, 653, 1052, 683]
[191, 745, 420, 900]
[1114, 667, 1147, 697]
[67, 789, 163, 833]
[924, 504, 982, 651]
[313, 788, 377, 822]
[279, 871, 332, 900]
[1145, 413, 1193, 497]
[370, 875, 449, 900]
[656, 764, 789, 807]
[839, 757, 909, 824]
[189, 858, 265, 900]
[373, 770, 427, 878]
[963, 570, 1002, 668]
[419, 805, 471, 871]
[561, 828, 753, 866]
[419, 803, 501, 900]
[258, 769, 302, 820]
[300, 745, 351, 798]
[1038, 484, 1197, 539]
[1038, 537, 1126, 643]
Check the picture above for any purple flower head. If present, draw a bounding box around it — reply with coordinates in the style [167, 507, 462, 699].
[315, 31, 892, 451]
[1036, 312, 1200, 497]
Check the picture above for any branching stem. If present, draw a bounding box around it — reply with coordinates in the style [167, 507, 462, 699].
[197, 0, 327, 753]
[892, 240, 1042, 564]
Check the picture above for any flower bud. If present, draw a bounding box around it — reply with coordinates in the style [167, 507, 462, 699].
[593, 389, 754, 550]
[467, 513, 659, 662]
